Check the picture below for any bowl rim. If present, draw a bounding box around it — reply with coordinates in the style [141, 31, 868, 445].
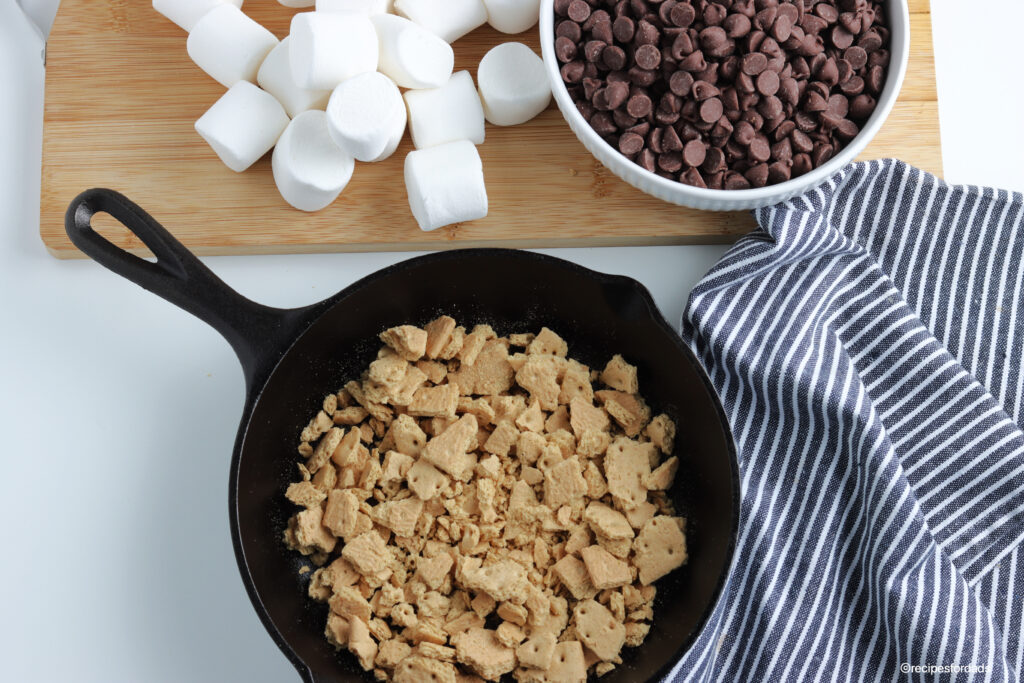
[538, 0, 912, 207]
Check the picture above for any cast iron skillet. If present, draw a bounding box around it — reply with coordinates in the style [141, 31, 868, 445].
[65, 188, 739, 683]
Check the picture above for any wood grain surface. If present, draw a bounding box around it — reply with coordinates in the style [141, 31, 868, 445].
[40, 1, 942, 258]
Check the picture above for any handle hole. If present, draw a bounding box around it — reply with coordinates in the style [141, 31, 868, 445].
[92, 211, 157, 263]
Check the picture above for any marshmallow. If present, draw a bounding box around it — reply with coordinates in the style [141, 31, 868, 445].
[195, 81, 290, 172]
[326, 72, 407, 162]
[404, 140, 488, 231]
[289, 12, 379, 91]
[393, 0, 487, 43]
[477, 42, 551, 126]
[152, 0, 243, 32]
[371, 14, 454, 90]
[317, 0, 393, 14]
[273, 110, 356, 212]
[404, 71, 485, 149]
[257, 38, 332, 118]
[482, 0, 540, 34]
[187, 5, 278, 88]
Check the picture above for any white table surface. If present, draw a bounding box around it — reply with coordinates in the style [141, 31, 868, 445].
[1, 1, 1021, 681]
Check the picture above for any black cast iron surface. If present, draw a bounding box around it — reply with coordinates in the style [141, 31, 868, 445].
[66, 188, 739, 683]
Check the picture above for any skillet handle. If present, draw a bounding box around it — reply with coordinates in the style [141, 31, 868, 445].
[65, 188, 316, 391]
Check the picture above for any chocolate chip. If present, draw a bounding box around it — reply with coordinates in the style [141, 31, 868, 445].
[700, 26, 732, 56]
[733, 119, 756, 146]
[835, 118, 859, 140]
[868, 49, 888, 71]
[724, 171, 751, 189]
[804, 90, 827, 112]
[756, 69, 780, 96]
[584, 40, 606, 62]
[705, 2, 727, 25]
[669, 70, 695, 96]
[840, 75, 864, 96]
[638, 148, 657, 172]
[700, 97, 724, 123]
[767, 161, 792, 183]
[858, 30, 883, 53]
[583, 9, 609, 31]
[692, 80, 721, 101]
[590, 111, 617, 135]
[812, 143, 833, 166]
[626, 93, 653, 117]
[771, 137, 793, 163]
[629, 66, 659, 86]
[567, 0, 591, 23]
[636, 19, 660, 45]
[670, 3, 696, 27]
[745, 163, 770, 187]
[866, 64, 884, 93]
[741, 52, 768, 75]
[602, 45, 628, 70]
[773, 15, 794, 42]
[670, 31, 695, 60]
[635, 44, 662, 69]
[554, 0, 572, 16]
[849, 93, 876, 119]
[681, 167, 707, 188]
[749, 134, 771, 162]
[619, 132, 645, 155]
[827, 93, 849, 118]
[658, 151, 684, 172]
[560, 60, 585, 83]
[724, 13, 752, 38]
[779, 77, 800, 105]
[613, 104, 636, 125]
[555, 36, 578, 62]
[793, 153, 813, 176]
[556, 20, 583, 42]
[683, 138, 707, 167]
[659, 125, 681, 152]
[758, 95, 784, 120]
[592, 18, 614, 43]
[815, 3, 839, 23]
[613, 15, 635, 42]
[844, 45, 867, 70]
[680, 50, 708, 72]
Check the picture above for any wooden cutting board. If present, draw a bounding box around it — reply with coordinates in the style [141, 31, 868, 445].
[40, 0, 941, 258]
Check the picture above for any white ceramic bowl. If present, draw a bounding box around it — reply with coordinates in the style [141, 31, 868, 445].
[539, 0, 910, 211]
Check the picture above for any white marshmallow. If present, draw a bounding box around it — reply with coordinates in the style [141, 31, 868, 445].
[404, 140, 488, 231]
[152, 0, 242, 33]
[404, 71, 485, 149]
[257, 38, 332, 118]
[273, 111, 356, 211]
[369, 117, 406, 162]
[187, 5, 278, 87]
[477, 42, 550, 126]
[326, 72, 407, 162]
[195, 81, 290, 173]
[289, 12, 379, 91]
[371, 14, 454, 90]
[278, 0, 314, 6]
[482, 0, 540, 34]
[317, 0, 393, 14]
[393, 0, 487, 43]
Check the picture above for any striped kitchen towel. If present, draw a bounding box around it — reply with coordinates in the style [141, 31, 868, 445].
[671, 160, 1024, 682]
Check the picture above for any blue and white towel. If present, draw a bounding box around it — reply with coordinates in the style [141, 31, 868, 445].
[671, 160, 1024, 682]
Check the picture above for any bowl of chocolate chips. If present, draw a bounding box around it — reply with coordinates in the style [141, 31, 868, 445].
[540, 0, 909, 210]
